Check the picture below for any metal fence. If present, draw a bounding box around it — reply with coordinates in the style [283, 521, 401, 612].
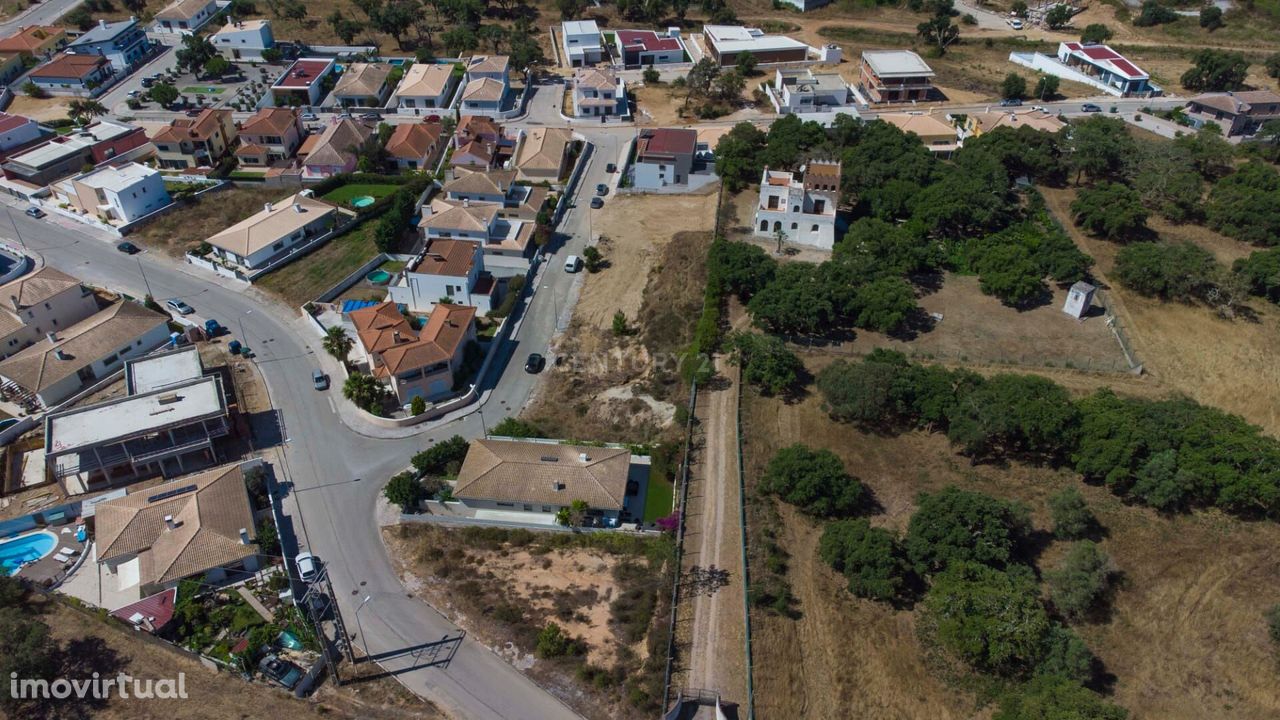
[661, 379, 699, 712]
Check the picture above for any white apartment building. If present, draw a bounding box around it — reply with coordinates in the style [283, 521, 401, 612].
[752, 160, 841, 250]
[54, 163, 171, 224]
[210, 19, 274, 61]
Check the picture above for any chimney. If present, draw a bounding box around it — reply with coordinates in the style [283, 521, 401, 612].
[392, 330, 402, 342]
[461, 198, 469, 208]
[579, 452, 589, 462]
[293, 202, 302, 213]
[163, 515, 176, 530]
[263, 201, 273, 213]
[8, 294, 17, 311]
[98, 18, 107, 28]
[129, 15, 136, 23]
[54, 349, 69, 361]
[551, 480, 564, 492]
[239, 528, 250, 545]
[46, 331, 57, 344]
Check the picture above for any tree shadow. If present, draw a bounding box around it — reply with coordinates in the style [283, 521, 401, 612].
[23, 637, 130, 720]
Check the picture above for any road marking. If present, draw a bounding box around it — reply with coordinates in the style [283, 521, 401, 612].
[328, 397, 336, 415]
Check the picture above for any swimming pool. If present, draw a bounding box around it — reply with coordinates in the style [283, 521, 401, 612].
[0, 530, 56, 575]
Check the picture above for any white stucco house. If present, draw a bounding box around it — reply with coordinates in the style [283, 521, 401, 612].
[752, 160, 841, 250]
[210, 19, 275, 62]
[53, 163, 172, 224]
[562, 20, 603, 68]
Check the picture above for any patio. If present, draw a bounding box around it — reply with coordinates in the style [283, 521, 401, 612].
[9, 521, 89, 589]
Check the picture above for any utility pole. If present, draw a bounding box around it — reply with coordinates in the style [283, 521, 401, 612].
[137, 257, 153, 300]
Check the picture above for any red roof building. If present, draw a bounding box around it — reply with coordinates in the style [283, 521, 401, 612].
[615, 29, 685, 67]
[109, 587, 178, 634]
[1056, 42, 1156, 97]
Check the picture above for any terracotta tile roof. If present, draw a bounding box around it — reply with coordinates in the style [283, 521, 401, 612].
[2, 266, 81, 309]
[516, 127, 572, 172]
[419, 203, 498, 232]
[443, 170, 512, 196]
[456, 115, 501, 142]
[378, 303, 474, 375]
[467, 55, 509, 76]
[205, 192, 336, 257]
[350, 301, 413, 354]
[451, 138, 494, 167]
[239, 107, 298, 137]
[969, 109, 1066, 134]
[30, 53, 107, 80]
[333, 62, 391, 98]
[273, 58, 333, 89]
[878, 113, 956, 141]
[1188, 90, 1280, 115]
[455, 439, 631, 510]
[396, 63, 454, 98]
[234, 142, 268, 157]
[304, 118, 373, 168]
[385, 122, 442, 161]
[416, 238, 478, 277]
[461, 77, 506, 103]
[574, 67, 617, 91]
[151, 108, 231, 144]
[0, 26, 64, 54]
[636, 127, 696, 159]
[0, 301, 167, 395]
[109, 587, 177, 631]
[94, 464, 258, 587]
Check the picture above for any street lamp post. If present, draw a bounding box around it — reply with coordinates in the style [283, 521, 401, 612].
[6, 208, 27, 250]
[238, 309, 252, 345]
[353, 595, 373, 661]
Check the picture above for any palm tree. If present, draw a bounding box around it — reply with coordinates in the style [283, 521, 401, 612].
[322, 326, 353, 363]
[343, 372, 388, 413]
[67, 99, 107, 125]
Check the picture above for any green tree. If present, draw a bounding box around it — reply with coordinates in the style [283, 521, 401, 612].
[555, 0, 587, 18]
[64, 5, 94, 29]
[1044, 3, 1072, 29]
[946, 373, 1080, 460]
[854, 276, 917, 332]
[1266, 52, 1280, 79]
[683, 57, 720, 110]
[729, 332, 802, 396]
[384, 470, 426, 512]
[0, 574, 24, 607]
[204, 55, 231, 78]
[1000, 72, 1028, 101]
[1046, 540, 1115, 621]
[906, 487, 1030, 575]
[714, 68, 745, 102]
[642, 66, 660, 84]
[477, 24, 507, 54]
[67, 98, 108, 125]
[708, 238, 776, 299]
[411, 435, 469, 475]
[974, 244, 1045, 307]
[1233, 248, 1280, 303]
[1113, 242, 1218, 301]
[343, 372, 389, 413]
[175, 33, 218, 76]
[712, 122, 767, 191]
[995, 675, 1129, 720]
[917, 14, 960, 55]
[611, 310, 629, 336]
[442, 26, 478, 56]
[1180, 49, 1249, 92]
[535, 622, 581, 657]
[508, 29, 547, 78]
[1071, 182, 1148, 240]
[1198, 5, 1223, 30]
[1033, 74, 1059, 100]
[1205, 160, 1280, 245]
[410, 395, 426, 416]
[151, 81, 181, 106]
[0, 608, 56, 715]
[21, 81, 46, 99]
[819, 518, 912, 602]
[322, 326, 354, 362]
[1129, 141, 1205, 223]
[328, 11, 364, 43]
[1048, 487, 1096, 539]
[1133, 0, 1177, 26]
[1267, 604, 1280, 647]
[735, 50, 757, 77]
[1068, 116, 1136, 183]
[555, 499, 590, 527]
[490, 417, 545, 438]
[761, 444, 865, 517]
[747, 262, 833, 335]
[1080, 23, 1113, 43]
[1011, 0, 1027, 16]
[256, 519, 280, 554]
[922, 562, 1051, 675]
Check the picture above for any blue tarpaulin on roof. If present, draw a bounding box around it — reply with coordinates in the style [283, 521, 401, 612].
[341, 299, 379, 314]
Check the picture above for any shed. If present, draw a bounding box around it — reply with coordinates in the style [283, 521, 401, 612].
[1063, 281, 1096, 319]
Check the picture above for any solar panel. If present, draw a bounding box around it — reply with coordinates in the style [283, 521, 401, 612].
[540, 456, 560, 462]
[147, 484, 198, 504]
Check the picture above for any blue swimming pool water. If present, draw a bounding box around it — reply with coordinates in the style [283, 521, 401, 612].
[0, 531, 56, 575]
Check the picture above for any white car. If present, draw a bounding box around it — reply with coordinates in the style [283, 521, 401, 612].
[165, 299, 194, 315]
[295, 552, 319, 583]
[564, 255, 582, 272]
[1009, 18, 1024, 29]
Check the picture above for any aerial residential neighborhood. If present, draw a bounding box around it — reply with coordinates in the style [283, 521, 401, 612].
[0, 0, 1278, 719]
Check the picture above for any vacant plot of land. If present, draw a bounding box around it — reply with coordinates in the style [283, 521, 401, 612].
[634, 85, 688, 125]
[6, 94, 74, 122]
[322, 183, 401, 205]
[741, 380, 1280, 720]
[131, 187, 265, 258]
[29, 595, 441, 720]
[1041, 186, 1280, 436]
[257, 219, 378, 307]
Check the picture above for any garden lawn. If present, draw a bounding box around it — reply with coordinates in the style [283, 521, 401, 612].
[257, 219, 378, 306]
[182, 86, 225, 94]
[322, 183, 402, 205]
[642, 474, 675, 523]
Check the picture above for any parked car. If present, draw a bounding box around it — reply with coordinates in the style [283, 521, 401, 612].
[300, 112, 319, 122]
[141, 77, 154, 88]
[127, 89, 140, 98]
[24, 207, 44, 219]
[359, 112, 380, 120]
[295, 551, 319, 582]
[165, 299, 194, 315]
[1031, 105, 1047, 112]
[1009, 18, 1023, 29]
[524, 353, 545, 373]
[564, 254, 582, 272]
[258, 655, 304, 690]
[312, 369, 329, 391]
[116, 241, 140, 254]
[606, 163, 617, 173]
[184, 108, 201, 117]
[1081, 103, 1102, 113]
[595, 183, 608, 196]
[999, 98, 1023, 107]
[590, 197, 604, 209]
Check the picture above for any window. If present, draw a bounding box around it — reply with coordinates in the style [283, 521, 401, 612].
[790, 223, 797, 230]
[43, 303, 49, 310]
[811, 224, 819, 232]
[496, 501, 515, 507]
[103, 353, 119, 366]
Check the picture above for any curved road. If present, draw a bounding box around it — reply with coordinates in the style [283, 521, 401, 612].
[5, 120, 626, 719]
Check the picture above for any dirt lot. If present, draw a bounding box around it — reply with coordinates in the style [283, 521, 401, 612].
[23, 595, 442, 720]
[131, 187, 265, 258]
[381, 524, 672, 720]
[525, 189, 718, 441]
[6, 95, 74, 123]
[741, 379, 1280, 720]
[1041, 186, 1280, 437]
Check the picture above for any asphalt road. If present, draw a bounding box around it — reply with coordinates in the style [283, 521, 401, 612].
[0, 0, 80, 35]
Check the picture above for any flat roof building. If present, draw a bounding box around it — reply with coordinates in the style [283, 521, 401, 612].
[702, 25, 809, 67]
[859, 50, 935, 103]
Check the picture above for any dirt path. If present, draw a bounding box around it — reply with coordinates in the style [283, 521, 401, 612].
[682, 357, 747, 705]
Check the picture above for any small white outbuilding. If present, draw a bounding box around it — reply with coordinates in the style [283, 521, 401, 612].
[1063, 281, 1096, 319]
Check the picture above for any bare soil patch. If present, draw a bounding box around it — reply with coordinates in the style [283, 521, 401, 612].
[7, 95, 73, 122]
[742, 376, 1280, 720]
[131, 187, 265, 258]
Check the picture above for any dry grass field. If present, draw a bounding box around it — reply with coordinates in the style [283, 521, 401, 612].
[741, 381, 1280, 720]
[130, 187, 265, 258]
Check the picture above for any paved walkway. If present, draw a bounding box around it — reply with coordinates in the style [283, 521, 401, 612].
[237, 586, 275, 622]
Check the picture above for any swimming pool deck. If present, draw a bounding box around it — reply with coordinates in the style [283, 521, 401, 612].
[12, 523, 87, 588]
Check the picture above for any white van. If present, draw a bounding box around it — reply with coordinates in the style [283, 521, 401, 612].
[564, 255, 582, 272]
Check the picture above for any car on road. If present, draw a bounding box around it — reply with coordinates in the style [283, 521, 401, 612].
[1031, 105, 1047, 112]
[1081, 103, 1102, 113]
[359, 112, 380, 120]
[184, 108, 201, 117]
[24, 207, 44, 219]
[524, 353, 545, 373]
[606, 163, 616, 173]
[141, 77, 154, 88]
[564, 254, 582, 272]
[116, 241, 140, 254]
[312, 369, 329, 391]
[999, 98, 1023, 107]
[165, 299, 194, 315]
[590, 197, 604, 209]
[1009, 18, 1023, 29]
[127, 89, 140, 98]
[295, 551, 319, 582]
[300, 112, 319, 122]
[596, 183, 609, 196]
